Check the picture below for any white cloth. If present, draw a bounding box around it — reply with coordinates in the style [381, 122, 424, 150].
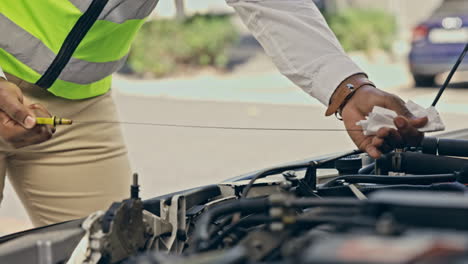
[226, 0, 363, 106]
[356, 101, 445, 136]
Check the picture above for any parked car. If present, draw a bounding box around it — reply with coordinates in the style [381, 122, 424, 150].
[409, 0, 468, 86]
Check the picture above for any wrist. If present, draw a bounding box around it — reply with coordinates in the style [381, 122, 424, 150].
[341, 85, 381, 114]
[326, 74, 375, 117]
[328, 74, 366, 104]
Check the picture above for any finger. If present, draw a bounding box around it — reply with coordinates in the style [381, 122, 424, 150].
[29, 103, 52, 117]
[372, 136, 385, 149]
[409, 116, 428, 129]
[32, 123, 53, 142]
[374, 126, 405, 150]
[394, 116, 425, 147]
[376, 127, 392, 139]
[0, 111, 10, 125]
[379, 143, 393, 154]
[394, 117, 419, 138]
[9, 125, 53, 147]
[386, 129, 404, 148]
[29, 103, 55, 134]
[0, 85, 35, 129]
[341, 107, 370, 150]
[366, 145, 382, 159]
[385, 96, 415, 119]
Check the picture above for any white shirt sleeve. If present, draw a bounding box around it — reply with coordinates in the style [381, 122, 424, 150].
[226, 0, 365, 106]
[0, 65, 5, 80]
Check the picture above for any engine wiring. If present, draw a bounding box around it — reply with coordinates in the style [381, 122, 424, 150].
[240, 149, 363, 199]
[191, 197, 364, 252]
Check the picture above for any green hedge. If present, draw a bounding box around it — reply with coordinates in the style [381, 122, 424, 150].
[326, 9, 397, 53]
[128, 14, 239, 78]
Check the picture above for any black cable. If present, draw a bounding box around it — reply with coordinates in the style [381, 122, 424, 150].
[318, 182, 466, 197]
[202, 215, 270, 251]
[240, 162, 313, 199]
[358, 163, 375, 174]
[432, 42, 468, 107]
[192, 197, 362, 251]
[209, 216, 235, 238]
[241, 150, 362, 199]
[194, 198, 270, 248]
[200, 214, 372, 252]
[322, 173, 456, 188]
[288, 198, 362, 208]
[293, 215, 375, 228]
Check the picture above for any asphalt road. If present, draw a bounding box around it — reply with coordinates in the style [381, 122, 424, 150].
[1, 81, 468, 235]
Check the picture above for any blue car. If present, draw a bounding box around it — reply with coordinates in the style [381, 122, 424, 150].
[409, 0, 468, 86]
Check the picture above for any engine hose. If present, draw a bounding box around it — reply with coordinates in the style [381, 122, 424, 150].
[192, 198, 363, 252]
[193, 198, 270, 250]
[322, 174, 456, 188]
[318, 183, 466, 197]
[424, 138, 468, 157]
[202, 215, 272, 251]
[377, 152, 468, 175]
[358, 163, 375, 174]
[202, 213, 371, 252]
[360, 183, 467, 194]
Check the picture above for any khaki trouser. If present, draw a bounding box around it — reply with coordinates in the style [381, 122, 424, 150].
[0, 73, 131, 227]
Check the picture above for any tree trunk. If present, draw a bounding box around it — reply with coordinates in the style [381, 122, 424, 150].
[174, 0, 186, 21]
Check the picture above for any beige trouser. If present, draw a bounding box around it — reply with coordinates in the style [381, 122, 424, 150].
[0, 73, 131, 227]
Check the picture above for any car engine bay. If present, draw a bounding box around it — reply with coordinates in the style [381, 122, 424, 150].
[2, 134, 468, 264]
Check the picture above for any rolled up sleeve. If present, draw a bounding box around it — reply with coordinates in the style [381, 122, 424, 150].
[226, 0, 364, 106]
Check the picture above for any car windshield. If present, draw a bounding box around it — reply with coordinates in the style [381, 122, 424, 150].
[432, 0, 468, 18]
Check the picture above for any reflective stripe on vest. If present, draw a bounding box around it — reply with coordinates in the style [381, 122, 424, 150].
[0, 0, 158, 99]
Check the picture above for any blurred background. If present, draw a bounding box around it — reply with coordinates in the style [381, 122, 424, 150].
[1, 0, 468, 234]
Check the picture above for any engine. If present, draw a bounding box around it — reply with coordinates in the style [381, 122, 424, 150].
[2, 136, 468, 264]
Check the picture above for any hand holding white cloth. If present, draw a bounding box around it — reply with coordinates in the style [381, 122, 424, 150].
[356, 100, 445, 136]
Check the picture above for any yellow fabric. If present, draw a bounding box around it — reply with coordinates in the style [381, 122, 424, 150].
[0, 0, 144, 62]
[0, 0, 146, 99]
[0, 0, 80, 53]
[75, 19, 146, 63]
[0, 48, 113, 100]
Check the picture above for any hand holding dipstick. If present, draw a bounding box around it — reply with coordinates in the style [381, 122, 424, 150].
[36, 116, 73, 126]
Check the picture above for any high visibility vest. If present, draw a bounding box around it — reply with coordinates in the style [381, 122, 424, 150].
[0, 0, 158, 99]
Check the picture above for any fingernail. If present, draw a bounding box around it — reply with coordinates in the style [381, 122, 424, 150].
[395, 118, 405, 129]
[24, 116, 35, 129]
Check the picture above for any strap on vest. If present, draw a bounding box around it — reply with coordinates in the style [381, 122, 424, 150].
[36, 0, 109, 89]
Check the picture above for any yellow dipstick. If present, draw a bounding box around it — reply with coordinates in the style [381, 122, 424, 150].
[36, 116, 73, 126]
